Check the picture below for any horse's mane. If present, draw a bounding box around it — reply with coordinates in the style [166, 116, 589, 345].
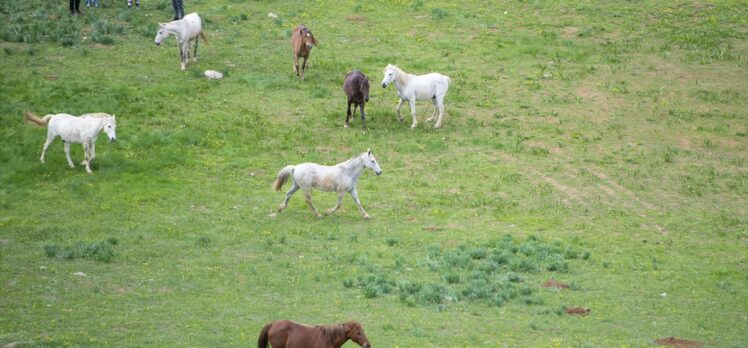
[80, 113, 113, 119]
[384, 64, 412, 85]
[320, 323, 348, 342]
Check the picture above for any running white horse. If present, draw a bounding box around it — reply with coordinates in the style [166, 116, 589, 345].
[381, 64, 450, 129]
[154, 12, 208, 70]
[24, 111, 117, 174]
[273, 149, 382, 219]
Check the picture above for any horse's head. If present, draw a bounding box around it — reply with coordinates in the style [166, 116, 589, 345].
[104, 115, 117, 142]
[154, 23, 170, 46]
[381, 64, 397, 88]
[360, 77, 370, 103]
[300, 27, 318, 50]
[363, 149, 382, 176]
[344, 322, 371, 348]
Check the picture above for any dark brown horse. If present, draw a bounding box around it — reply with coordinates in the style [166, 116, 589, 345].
[343, 70, 370, 130]
[291, 24, 318, 81]
[258, 320, 371, 348]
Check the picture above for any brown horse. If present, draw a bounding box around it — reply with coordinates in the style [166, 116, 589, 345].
[291, 24, 318, 81]
[258, 320, 371, 348]
[343, 70, 371, 130]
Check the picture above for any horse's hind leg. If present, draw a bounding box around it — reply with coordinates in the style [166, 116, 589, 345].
[350, 188, 370, 219]
[303, 190, 322, 218]
[63, 142, 75, 168]
[426, 97, 438, 122]
[279, 182, 300, 212]
[40, 135, 55, 163]
[434, 95, 445, 129]
[325, 191, 345, 216]
[193, 37, 198, 62]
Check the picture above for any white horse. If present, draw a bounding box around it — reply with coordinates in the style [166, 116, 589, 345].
[273, 149, 382, 219]
[154, 12, 208, 71]
[24, 111, 117, 174]
[381, 64, 450, 129]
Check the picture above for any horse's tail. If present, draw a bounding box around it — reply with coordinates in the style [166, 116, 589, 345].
[199, 31, 208, 45]
[23, 111, 53, 127]
[273, 165, 295, 191]
[257, 323, 272, 348]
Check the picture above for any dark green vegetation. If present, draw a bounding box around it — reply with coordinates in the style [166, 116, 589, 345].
[1, 0, 747, 347]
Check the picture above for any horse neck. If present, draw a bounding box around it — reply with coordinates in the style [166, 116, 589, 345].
[394, 68, 413, 89]
[322, 325, 349, 348]
[164, 23, 182, 38]
[340, 155, 365, 178]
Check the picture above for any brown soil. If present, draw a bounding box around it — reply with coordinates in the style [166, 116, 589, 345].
[655, 336, 702, 347]
[542, 280, 569, 289]
[564, 307, 590, 315]
[346, 15, 365, 22]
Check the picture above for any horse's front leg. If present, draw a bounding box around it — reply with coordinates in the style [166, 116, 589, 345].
[408, 98, 418, 129]
[303, 189, 322, 218]
[350, 188, 370, 219]
[396, 99, 405, 123]
[345, 101, 352, 128]
[80, 141, 90, 166]
[83, 143, 93, 174]
[325, 191, 345, 216]
[180, 42, 187, 70]
[300, 56, 308, 81]
[360, 102, 367, 131]
[279, 182, 300, 212]
[63, 142, 75, 168]
[293, 55, 299, 76]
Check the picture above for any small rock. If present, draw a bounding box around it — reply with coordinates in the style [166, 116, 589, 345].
[204, 70, 224, 80]
[660, 292, 667, 297]
[268, 213, 277, 217]
[268, 13, 278, 18]
[73, 272, 86, 277]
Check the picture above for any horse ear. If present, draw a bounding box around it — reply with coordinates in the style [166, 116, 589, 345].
[367, 148, 371, 155]
[159, 23, 165, 27]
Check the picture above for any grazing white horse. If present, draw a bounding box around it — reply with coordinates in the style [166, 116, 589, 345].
[381, 64, 450, 129]
[24, 111, 117, 174]
[273, 149, 382, 219]
[154, 12, 208, 71]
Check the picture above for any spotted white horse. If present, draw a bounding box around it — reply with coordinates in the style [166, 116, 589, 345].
[154, 12, 208, 70]
[381, 64, 450, 129]
[24, 111, 117, 174]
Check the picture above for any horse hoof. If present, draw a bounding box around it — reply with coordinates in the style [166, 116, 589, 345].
[363, 214, 371, 220]
[434, 124, 442, 129]
[410, 124, 417, 129]
[344, 124, 349, 128]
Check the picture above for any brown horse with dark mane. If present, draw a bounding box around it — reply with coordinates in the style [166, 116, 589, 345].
[291, 24, 318, 81]
[258, 320, 371, 348]
[343, 70, 371, 130]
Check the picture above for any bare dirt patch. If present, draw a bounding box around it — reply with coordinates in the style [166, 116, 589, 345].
[346, 15, 366, 22]
[564, 307, 590, 315]
[542, 279, 569, 289]
[655, 336, 702, 347]
[562, 27, 579, 38]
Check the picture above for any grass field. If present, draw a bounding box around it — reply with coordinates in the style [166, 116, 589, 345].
[1, 0, 747, 347]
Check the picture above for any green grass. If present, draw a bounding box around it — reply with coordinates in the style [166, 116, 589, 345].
[1, 0, 747, 347]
